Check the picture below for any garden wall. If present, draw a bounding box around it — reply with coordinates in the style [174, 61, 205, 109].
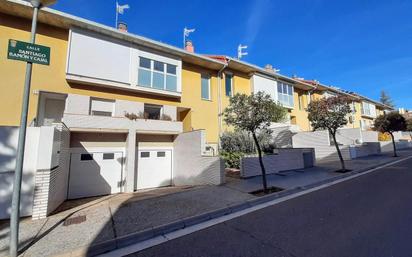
[240, 148, 315, 178]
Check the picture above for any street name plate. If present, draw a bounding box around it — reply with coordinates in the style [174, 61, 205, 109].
[7, 39, 50, 65]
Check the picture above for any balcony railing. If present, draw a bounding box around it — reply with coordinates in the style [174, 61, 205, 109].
[62, 113, 183, 134]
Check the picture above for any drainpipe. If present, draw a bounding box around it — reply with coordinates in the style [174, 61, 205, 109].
[217, 61, 229, 149]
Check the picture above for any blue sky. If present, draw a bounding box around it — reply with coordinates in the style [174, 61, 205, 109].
[53, 0, 412, 109]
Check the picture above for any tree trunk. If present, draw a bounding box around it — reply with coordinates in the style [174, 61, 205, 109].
[252, 132, 268, 192]
[390, 132, 398, 157]
[331, 130, 346, 171]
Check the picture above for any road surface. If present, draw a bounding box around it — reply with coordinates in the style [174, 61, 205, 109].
[129, 157, 412, 257]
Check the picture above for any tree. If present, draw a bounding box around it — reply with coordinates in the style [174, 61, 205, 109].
[222, 92, 287, 192]
[380, 90, 395, 108]
[307, 96, 352, 171]
[374, 112, 407, 157]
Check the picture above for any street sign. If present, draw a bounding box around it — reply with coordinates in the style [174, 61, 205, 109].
[7, 39, 50, 65]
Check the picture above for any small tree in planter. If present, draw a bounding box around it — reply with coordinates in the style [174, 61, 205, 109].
[222, 92, 286, 192]
[307, 96, 352, 172]
[374, 113, 407, 157]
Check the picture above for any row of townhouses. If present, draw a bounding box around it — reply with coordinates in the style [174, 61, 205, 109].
[0, 0, 394, 219]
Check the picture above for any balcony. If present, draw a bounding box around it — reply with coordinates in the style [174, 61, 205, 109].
[62, 114, 183, 134]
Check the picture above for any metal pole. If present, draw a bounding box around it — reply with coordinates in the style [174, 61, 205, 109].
[183, 28, 185, 48]
[115, 1, 118, 28]
[9, 4, 39, 257]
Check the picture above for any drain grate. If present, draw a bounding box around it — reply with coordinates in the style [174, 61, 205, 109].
[63, 215, 87, 226]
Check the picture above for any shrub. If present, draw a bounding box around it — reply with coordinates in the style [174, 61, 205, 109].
[160, 114, 173, 121]
[219, 130, 276, 168]
[220, 151, 244, 169]
[220, 130, 275, 155]
[378, 132, 391, 141]
[124, 111, 144, 120]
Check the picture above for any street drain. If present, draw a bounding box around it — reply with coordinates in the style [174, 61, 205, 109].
[63, 215, 86, 226]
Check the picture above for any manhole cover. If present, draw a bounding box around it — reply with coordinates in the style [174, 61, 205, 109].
[63, 215, 86, 226]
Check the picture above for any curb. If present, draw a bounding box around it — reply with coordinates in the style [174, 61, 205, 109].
[62, 155, 412, 257]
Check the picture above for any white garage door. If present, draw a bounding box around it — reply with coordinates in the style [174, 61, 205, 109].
[68, 151, 123, 199]
[137, 149, 172, 190]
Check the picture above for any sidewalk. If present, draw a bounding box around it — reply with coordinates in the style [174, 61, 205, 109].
[0, 149, 411, 257]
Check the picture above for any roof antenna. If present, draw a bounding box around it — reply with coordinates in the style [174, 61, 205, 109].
[237, 44, 248, 60]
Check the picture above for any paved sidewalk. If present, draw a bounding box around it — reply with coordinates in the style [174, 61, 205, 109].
[226, 149, 412, 193]
[0, 149, 411, 257]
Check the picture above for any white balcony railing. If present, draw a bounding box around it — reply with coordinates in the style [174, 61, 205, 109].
[62, 114, 183, 134]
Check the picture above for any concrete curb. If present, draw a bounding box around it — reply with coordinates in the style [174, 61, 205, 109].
[61, 155, 412, 257]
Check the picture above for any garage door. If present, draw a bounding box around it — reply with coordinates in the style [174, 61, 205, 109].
[137, 149, 172, 190]
[68, 151, 123, 199]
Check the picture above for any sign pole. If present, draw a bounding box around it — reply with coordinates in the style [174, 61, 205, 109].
[9, 3, 39, 257]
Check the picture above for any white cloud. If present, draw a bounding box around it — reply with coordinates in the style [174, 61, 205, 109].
[242, 0, 271, 47]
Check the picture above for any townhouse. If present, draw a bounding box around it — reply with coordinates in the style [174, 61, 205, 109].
[0, 0, 394, 219]
[297, 79, 392, 130]
[0, 0, 234, 218]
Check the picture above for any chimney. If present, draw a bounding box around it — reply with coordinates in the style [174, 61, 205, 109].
[185, 40, 194, 53]
[264, 64, 273, 72]
[117, 22, 128, 32]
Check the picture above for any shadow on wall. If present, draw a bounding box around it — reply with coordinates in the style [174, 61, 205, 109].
[0, 127, 35, 220]
[272, 129, 297, 148]
[67, 146, 115, 200]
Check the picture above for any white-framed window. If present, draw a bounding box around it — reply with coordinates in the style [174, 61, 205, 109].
[201, 74, 211, 100]
[225, 73, 233, 97]
[138, 57, 177, 92]
[144, 104, 163, 120]
[277, 82, 294, 108]
[361, 102, 376, 117]
[90, 98, 115, 117]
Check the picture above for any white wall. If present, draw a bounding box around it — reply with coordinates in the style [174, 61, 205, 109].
[240, 149, 314, 178]
[65, 94, 90, 115]
[349, 143, 381, 159]
[0, 127, 40, 219]
[67, 29, 182, 94]
[67, 29, 131, 84]
[251, 74, 277, 101]
[173, 130, 224, 186]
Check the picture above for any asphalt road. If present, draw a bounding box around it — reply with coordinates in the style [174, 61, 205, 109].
[129, 157, 412, 257]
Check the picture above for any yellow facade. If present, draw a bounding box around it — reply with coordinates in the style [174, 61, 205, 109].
[1, 12, 391, 147]
[220, 71, 251, 132]
[290, 88, 311, 131]
[0, 13, 222, 144]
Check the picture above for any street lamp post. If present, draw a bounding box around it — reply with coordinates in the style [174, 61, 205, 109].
[9, 1, 56, 256]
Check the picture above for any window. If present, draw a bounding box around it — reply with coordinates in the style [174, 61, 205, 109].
[103, 153, 115, 160]
[201, 74, 211, 100]
[144, 104, 162, 120]
[362, 102, 376, 117]
[138, 57, 178, 92]
[80, 154, 93, 161]
[298, 93, 304, 110]
[157, 151, 166, 157]
[277, 82, 294, 107]
[225, 73, 233, 97]
[140, 152, 150, 158]
[90, 98, 115, 117]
